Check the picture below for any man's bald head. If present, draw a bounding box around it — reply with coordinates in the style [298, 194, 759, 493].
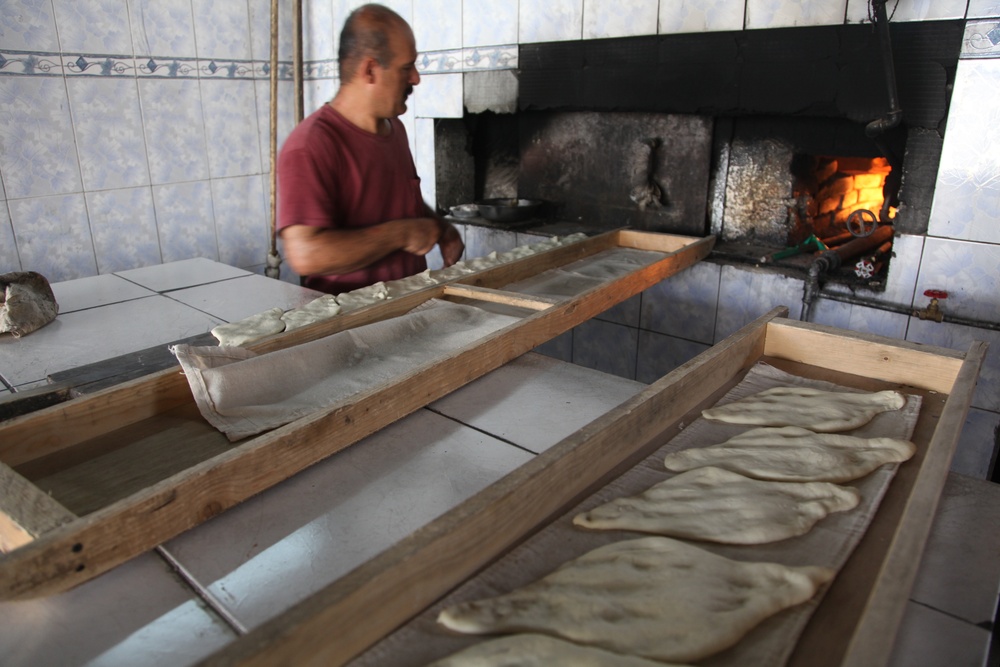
[338, 4, 411, 84]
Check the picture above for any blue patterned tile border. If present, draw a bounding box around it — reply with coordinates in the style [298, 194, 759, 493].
[461, 46, 518, 71]
[62, 54, 136, 77]
[417, 45, 518, 74]
[963, 19, 1000, 58]
[2, 47, 516, 79]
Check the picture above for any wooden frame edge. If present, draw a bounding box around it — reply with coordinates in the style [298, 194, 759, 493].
[195, 306, 782, 667]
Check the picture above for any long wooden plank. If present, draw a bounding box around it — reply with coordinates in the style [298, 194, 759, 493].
[0, 463, 77, 552]
[616, 229, 702, 253]
[762, 318, 965, 393]
[0, 233, 714, 600]
[0, 230, 634, 468]
[441, 284, 559, 310]
[838, 339, 988, 666]
[197, 307, 784, 667]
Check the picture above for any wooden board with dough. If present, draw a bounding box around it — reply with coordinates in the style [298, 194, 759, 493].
[0, 230, 713, 600]
[194, 308, 987, 667]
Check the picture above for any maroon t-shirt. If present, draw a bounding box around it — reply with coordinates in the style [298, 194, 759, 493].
[277, 104, 427, 293]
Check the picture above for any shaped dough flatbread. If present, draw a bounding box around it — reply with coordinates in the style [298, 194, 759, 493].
[663, 426, 915, 483]
[702, 386, 905, 432]
[211, 307, 285, 346]
[437, 536, 833, 663]
[426, 634, 690, 667]
[573, 466, 860, 544]
[281, 295, 341, 332]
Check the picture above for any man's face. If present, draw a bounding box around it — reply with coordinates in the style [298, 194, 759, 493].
[376, 24, 420, 118]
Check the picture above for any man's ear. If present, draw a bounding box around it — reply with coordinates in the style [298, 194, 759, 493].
[362, 57, 379, 83]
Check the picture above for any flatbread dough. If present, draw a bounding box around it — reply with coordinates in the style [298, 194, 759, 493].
[573, 466, 860, 544]
[336, 282, 389, 312]
[426, 634, 689, 667]
[211, 307, 286, 346]
[437, 536, 834, 663]
[663, 426, 916, 483]
[386, 269, 438, 298]
[280, 295, 341, 332]
[701, 386, 906, 432]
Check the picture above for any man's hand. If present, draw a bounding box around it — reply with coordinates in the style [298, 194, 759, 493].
[399, 218, 443, 256]
[438, 222, 464, 267]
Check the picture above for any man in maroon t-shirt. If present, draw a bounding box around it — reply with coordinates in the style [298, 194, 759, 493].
[277, 4, 463, 294]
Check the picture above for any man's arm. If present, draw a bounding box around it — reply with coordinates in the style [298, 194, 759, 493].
[281, 217, 442, 277]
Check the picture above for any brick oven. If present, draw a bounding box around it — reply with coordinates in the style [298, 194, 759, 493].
[433, 16, 965, 292]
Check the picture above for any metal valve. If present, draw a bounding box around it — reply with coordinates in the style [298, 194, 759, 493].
[914, 289, 948, 322]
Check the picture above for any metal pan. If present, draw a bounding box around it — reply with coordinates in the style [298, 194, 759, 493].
[474, 198, 545, 222]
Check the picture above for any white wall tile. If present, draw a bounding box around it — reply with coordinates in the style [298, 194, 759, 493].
[254, 78, 297, 175]
[0, 1, 59, 52]
[213, 175, 268, 269]
[640, 260, 720, 344]
[583, 0, 658, 40]
[659, 0, 746, 34]
[816, 300, 909, 339]
[54, 0, 134, 54]
[906, 318, 1000, 413]
[129, 0, 198, 58]
[746, 0, 847, 30]
[0, 77, 82, 199]
[715, 264, 805, 342]
[928, 59, 1000, 245]
[847, 0, 966, 23]
[9, 193, 97, 281]
[415, 117, 436, 208]
[303, 77, 338, 117]
[400, 110, 417, 161]
[201, 80, 262, 178]
[139, 78, 211, 185]
[152, 181, 219, 262]
[414, 0, 463, 52]
[464, 0, 518, 47]
[192, 0, 252, 60]
[88, 186, 162, 273]
[595, 294, 641, 327]
[636, 330, 711, 383]
[952, 407, 999, 479]
[915, 237, 1000, 325]
[304, 0, 337, 61]
[463, 225, 517, 259]
[413, 72, 464, 118]
[0, 199, 20, 273]
[67, 77, 150, 191]
[968, 0, 1000, 18]
[572, 318, 638, 380]
[519, 0, 583, 43]
[248, 0, 294, 61]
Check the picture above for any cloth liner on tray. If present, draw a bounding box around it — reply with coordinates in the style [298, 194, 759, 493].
[347, 361, 922, 667]
[172, 299, 520, 441]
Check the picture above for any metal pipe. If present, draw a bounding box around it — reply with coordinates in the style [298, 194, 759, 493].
[293, 0, 304, 124]
[801, 225, 894, 322]
[265, 0, 281, 280]
[865, 0, 903, 177]
[809, 289, 1000, 333]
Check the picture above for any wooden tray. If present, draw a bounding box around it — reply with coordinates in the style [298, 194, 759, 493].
[194, 308, 987, 667]
[0, 230, 713, 600]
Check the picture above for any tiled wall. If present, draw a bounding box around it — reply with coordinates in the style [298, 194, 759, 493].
[2, 1, 999, 476]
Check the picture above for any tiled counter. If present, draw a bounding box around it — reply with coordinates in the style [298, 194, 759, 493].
[0, 259, 322, 391]
[0, 260, 996, 666]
